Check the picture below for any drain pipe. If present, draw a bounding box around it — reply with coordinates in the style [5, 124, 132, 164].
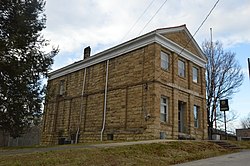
[75, 67, 87, 144]
[101, 60, 109, 141]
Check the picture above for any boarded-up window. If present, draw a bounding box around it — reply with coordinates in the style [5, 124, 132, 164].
[59, 80, 65, 95]
[160, 96, 168, 122]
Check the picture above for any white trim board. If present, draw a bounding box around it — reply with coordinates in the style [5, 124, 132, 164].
[49, 26, 206, 80]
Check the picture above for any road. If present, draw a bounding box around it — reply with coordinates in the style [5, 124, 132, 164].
[174, 150, 250, 166]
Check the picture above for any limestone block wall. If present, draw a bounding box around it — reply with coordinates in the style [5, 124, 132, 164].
[41, 44, 158, 144]
[153, 43, 207, 140]
[163, 31, 200, 57]
[41, 40, 207, 145]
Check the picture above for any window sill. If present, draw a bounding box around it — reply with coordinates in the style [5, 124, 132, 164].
[160, 121, 171, 126]
[192, 81, 199, 84]
[178, 75, 186, 80]
[194, 127, 203, 131]
[161, 68, 170, 73]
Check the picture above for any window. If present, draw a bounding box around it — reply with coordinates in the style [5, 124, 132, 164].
[160, 97, 168, 122]
[161, 52, 169, 70]
[193, 67, 198, 83]
[194, 105, 199, 128]
[59, 80, 65, 95]
[178, 60, 185, 77]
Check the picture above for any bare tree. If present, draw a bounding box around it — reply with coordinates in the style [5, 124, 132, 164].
[216, 109, 238, 124]
[241, 113, 250, 129]
[202, 40, 244, 139]
[216, 109, 239, 134]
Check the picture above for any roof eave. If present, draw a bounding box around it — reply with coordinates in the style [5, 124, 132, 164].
[48, 30, 157, 80]
[155, 33, 206, 68]
[49, 25, 207, 80]
[156, 25, 207, 62]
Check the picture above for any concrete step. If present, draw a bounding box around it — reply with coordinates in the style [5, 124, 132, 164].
[209, 141, 241, 150]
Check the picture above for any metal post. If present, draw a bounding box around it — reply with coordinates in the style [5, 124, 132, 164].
[224, 111, 227, 140]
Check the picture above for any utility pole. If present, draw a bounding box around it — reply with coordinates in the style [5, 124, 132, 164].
[210, 28, 217, 129]
[224, 110, 227, 140]
[248, 58, 250, 79]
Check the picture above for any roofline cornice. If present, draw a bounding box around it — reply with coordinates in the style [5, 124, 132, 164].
[49, 31, 157, 80]
[155, 33, 206, 68]
[156, 25, 207, 61]
[49, 29, 206, 80]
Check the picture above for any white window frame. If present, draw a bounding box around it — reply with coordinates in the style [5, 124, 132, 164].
[193, 67, 198, 83]
[194, 105, 199, 128]
[161, 51, 169, 70]
[178, 60, 185, 77]
[160, 96, 168, 122]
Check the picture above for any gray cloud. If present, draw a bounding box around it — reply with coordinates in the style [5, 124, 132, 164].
[43, 0, 250, 68]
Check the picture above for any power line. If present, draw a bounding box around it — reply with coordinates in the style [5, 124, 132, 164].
[120, 0, 156, 43]
[194, 0, 220, 39]
[155, 0, 220, 80]
[178, 0, 220, 58]
[138, 0, 168, 36]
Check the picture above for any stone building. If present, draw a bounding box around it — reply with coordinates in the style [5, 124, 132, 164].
[41, 25, 207, 145]
[236, 128, 250, 140]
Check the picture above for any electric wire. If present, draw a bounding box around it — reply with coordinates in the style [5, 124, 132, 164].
[120, 0, 156, 43]
[138, 0, 168, 36]
[155, 0, 220, 80]
[179, 0, 220, 56]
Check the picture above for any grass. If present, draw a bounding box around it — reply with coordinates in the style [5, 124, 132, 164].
[229, 140, 250, 149]
[0, 140, 121, 150]
[0, 141, 238, 166]
[0, 144, 51, 150]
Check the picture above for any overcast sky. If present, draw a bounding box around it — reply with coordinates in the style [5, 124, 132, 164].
[43, 0, 250, 130]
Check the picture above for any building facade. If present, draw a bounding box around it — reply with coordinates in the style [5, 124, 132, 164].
[41, 25, 207, 145]
[236, 128, 250, 140]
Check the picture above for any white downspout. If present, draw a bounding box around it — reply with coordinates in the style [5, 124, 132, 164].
[75, 67, 87, 144]
[101, 60, 109, 141]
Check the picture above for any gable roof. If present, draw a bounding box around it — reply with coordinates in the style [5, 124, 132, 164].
[156, 25, 206, 61]
[49, 25, 207, 80]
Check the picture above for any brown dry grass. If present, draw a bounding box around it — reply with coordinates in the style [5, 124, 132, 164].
[229, 140, 250, 149]
[0, 141, 236, 166]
